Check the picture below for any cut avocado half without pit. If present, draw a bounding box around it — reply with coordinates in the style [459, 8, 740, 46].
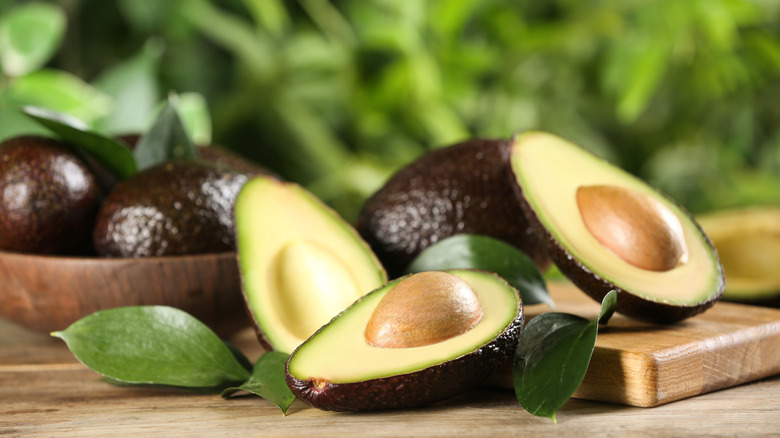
[234, 176, 388, 354]
[509, 132, 724, 322]
[286, 270, 524, 411]
[698, 207, 780, 307]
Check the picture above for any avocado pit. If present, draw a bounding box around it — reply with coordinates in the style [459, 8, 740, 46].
[576, 184, 688, 272]
[285, 269, 524, 411]
[364, 271, 483, 348]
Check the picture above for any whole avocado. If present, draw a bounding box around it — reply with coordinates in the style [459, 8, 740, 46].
[93, 160, 259, 257]
[0, 135, 100, 254]
[356, 138, 550, 278]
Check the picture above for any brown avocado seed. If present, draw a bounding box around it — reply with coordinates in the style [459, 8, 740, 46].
[364, 271, 483, 348]
[576, 184, 688, 272]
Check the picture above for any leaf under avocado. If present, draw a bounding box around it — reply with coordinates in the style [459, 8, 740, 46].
[22, 105, 137, 179]
[52, 306, 250, 389]
[133, 96, 196, 170]
[222, 351, 296, 415]
[513, 290, 617, 422]
[404, 234, 554, 307]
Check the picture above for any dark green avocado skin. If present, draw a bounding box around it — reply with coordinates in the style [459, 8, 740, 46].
[0, 136, 100, 254]
[93, 160, 258, 257]
[356, 138, 550, 278]
[285, 286, 524, 412]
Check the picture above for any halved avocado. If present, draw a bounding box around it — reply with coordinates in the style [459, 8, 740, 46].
[234, 176, 388, 354]
[509, 132, 724, 322]
[698, 207, 780, 307]
[286, 269, 523, 411]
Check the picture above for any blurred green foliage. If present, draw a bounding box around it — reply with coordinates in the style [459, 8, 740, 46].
[1, 0, 779, 221]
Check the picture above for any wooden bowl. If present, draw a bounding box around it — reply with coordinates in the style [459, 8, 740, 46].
[0, 250, 250, 336]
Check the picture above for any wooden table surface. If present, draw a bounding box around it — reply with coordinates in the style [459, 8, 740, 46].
[2, 286, 780, 437]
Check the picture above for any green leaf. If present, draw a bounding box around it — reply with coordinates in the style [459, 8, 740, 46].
[0, 2, 65, 77]
[222, 351, 295, 415]
[0, 93, 48, 140]
[176, 92, 212, 146]
[133, 96, 196, 170]
[598, 290, 617, 325]
[242, 0, 290, 37]
[7, 69, 112, 124]
[224, 341, 253, 372]
[405, 234, 553, 307]
[22, 105, 137, 179]
[92, 39, 163, 135]
[513, 290, 618, 422]
[52, 306, 251, 389]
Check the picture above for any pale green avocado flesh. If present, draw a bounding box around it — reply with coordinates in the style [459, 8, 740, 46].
[698, 208, 780, 301]
[510, 132, 723, 307]
[234, 176, 387, 354]
[287, 270, 520, 384]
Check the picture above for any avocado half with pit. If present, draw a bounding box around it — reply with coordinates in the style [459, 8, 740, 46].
[509, 132, 724, 322]
[286, 269, 524, 411]
[234, 176, 388, 354]
[697, 207, 780, 307]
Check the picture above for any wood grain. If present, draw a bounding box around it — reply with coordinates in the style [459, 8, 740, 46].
[0, 250, 249, 336]
[1, 315, 779, 436]
[490, 282, 780, 407]
[2, 282, 780, 436]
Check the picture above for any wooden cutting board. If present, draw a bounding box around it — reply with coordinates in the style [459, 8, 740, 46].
[490, 282, 780, 407]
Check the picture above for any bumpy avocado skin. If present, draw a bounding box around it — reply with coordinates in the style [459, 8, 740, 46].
[286, 312, 524, 412]
[356, 138, 550, 278]
[285, 272, 525, 412]
[0, 136, 100, 254]
[93, 160, 258, 257]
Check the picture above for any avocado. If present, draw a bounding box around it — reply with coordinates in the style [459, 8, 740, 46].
[234, 175, 388, 354]
[356, 138, 550, 278]
[285, 269, 524, 411]
[0, 135, 100, 254]
[509, 132, 724, 322]
[93, 160, 258, 257]
[697, 207, 780, 307]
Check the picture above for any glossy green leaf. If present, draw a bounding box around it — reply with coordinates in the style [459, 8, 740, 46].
[598, 289, 617, 325]
[52, 306, 251, 389]
[513, 290, 617, 422]
[22, 105, 137, 179]
[405, 234, 553, 307]
[224, 341, 253, 372]
[222, 351, 296, 415]
[133, 96, 196, 170]
[0, 2, 65, 77]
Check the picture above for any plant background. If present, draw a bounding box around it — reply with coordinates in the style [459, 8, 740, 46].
[1, 0, 779, 222]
